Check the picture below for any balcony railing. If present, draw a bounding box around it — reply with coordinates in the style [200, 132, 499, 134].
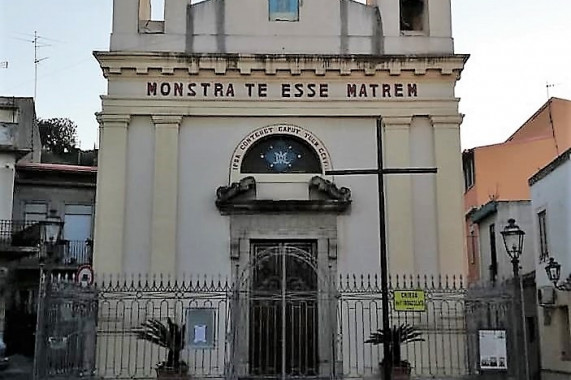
[60, 240, 92, 265]
[0, 220, 41, 248]
[0, 220, 92, 266]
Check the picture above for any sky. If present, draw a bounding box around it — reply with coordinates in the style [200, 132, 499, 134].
[1, 0, 571, 150]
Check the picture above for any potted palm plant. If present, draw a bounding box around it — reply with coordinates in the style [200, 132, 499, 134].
[365, 323, 424, 380]
[136, 318, 189, 379]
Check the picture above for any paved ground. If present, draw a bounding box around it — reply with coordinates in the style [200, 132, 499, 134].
[0, 355, 33, 380]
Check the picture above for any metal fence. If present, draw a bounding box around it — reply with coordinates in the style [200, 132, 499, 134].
[33, 274, 517, 380]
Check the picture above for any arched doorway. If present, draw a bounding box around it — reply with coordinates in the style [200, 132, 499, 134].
[234, 241, 336, 379]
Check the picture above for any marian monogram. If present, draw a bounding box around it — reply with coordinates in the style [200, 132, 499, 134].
[272, 151, 291, 165]
[261, 141, 302, 172]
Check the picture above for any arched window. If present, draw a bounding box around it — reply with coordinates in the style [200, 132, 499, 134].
[241, 135, 321, 174]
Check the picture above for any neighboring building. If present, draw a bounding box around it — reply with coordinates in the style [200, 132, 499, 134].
[0, 96, 41, 345]
[2, 162, 96, 356]
[94, 0, 467, 377]
[464, 97, 571, 283]
[530, 148, 571, 380]
[470, 201, 535, 283]
[468, 200, 541, 379]
[0, 97, 41, 220]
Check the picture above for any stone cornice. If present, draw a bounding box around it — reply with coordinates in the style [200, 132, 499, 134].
[94, 52, 469, 78]
[96, 113, 131, 126]
[382, 116, 413, 126]
[151, 115, 183, 125]
[430, 115, 464, 125]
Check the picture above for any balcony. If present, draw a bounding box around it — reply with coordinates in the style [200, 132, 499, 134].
[0, 220, 40, 261]
[0, 220, 92, 266]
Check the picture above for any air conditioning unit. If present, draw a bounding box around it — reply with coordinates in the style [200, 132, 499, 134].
[538, 286, 556, 306]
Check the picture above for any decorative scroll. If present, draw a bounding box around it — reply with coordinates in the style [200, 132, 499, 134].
[309, 176, 351, 202]
[215, 176, 256, 203]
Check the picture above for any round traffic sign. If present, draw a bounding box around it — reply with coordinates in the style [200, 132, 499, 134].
[76, 265, 94, 287]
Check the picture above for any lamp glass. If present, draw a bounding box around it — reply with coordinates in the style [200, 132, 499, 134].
[500, 218, 525, 260]
[43, 215, 62, 244]
[546, 258, 561, 283]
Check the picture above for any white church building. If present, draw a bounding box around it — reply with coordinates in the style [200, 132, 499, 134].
[91, 0, 469, 378]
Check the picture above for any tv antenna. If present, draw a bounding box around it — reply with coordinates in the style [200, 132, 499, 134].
[32, 31, 50, 100]
[546, 82, 559, 99]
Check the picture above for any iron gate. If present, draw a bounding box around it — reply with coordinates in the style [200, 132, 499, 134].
[32, 273, 520, 380]
[233, 242, 337, 380]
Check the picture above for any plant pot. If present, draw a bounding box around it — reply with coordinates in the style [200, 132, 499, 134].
[379, 363, 411, 380]
[156, 365, 191, 380]
[391, 365, 411, 380]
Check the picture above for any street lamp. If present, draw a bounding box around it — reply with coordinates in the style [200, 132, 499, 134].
[545, 258, 571, 291]
[39, 213, 64, 255]
[500, 218, 525, 277]
[33, 212, 64, 379]
[500, 218, 529, 380]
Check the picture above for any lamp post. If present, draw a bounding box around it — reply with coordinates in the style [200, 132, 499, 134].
[500, 218, 529, 380]
[33, 213, 64, 380]
[545, 258, 571, 291]
[500, 218, 525, 277]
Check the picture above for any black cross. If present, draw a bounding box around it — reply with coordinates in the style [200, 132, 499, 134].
[325, 118, 437, 380]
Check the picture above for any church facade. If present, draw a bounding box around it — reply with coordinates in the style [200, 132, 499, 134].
[93, 1, 468, 376]
[94, 0, 467, 279]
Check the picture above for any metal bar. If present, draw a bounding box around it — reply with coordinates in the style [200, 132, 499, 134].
[325, 168, 437, 176]
[377, 119, 392, 380]
[281, 245, 287, 380]
[519, 270, 530, 380]
[32, 263, 45, 380]
[383, 168, 437, 174]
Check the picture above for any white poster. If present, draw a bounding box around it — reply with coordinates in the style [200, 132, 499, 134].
[479, 330, 508, 370]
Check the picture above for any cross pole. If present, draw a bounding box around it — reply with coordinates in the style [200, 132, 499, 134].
[325, 118, 437, 380]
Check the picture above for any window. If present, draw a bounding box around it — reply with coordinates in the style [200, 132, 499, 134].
[489, 224, 498, 283]
[463, 153, 475, 191]
[559, 307, 571, 360]
[24, 203, 47, 223]
[64, 205, 93, 264]
[241, 135, 321, 174]
[468, 227, 476, 264]
[269, 0, 299, 22]
[400, 0, 425, 32]
[526, 316, 536, 343]
[538, 210, 549, 262]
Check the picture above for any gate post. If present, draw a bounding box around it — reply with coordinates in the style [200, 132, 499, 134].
[32, 265, 48, 380]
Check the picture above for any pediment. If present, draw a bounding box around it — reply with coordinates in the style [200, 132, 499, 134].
[215, 176, 351, 214]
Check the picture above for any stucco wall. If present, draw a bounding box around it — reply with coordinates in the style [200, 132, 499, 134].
[118, 114, 459, 277]
[476, 201, 535, 282]
[473, 138, 559, 206]
[110, 0, 453, 55]
[508, 98, 571, 150]
[0, 154, 15, 220]
[531, 157, 571, 376]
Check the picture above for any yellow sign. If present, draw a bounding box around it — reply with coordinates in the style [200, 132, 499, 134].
[393, 290, 426, 312]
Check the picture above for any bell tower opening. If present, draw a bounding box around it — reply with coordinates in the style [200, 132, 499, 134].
[400, 0, 425, 32]
[138, 0, 165, 33]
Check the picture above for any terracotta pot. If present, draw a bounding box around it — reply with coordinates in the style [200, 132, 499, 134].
[156, 367, 191, 380]
[379, 364, 411, 380]
[392, 365, 411, 380]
